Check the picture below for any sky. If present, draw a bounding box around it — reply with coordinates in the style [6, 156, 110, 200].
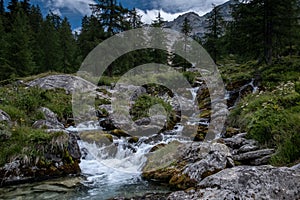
[9, 0, 228, 30]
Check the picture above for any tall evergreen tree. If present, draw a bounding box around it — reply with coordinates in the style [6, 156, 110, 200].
[28, 5, 43, 73]
[0, 16, 14, 80]
[38, 13, 62, 72]
[7, 8, 35, 77]
[204, 4, 224, 64]
[90, 0, 130, 36]
[128, 8, 143, 29]
[149, 12, 170, 66]
[0, 0, 4, 15]
[59, 17, 78, 73]
[172, 17, 193, 70]
[21, 0, 30, 14]
[7, 0, 19, 16]
[230, 0, 300, 64]
[78, 15, 105, 60]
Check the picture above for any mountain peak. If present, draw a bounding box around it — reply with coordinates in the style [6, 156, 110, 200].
[165, 0, 238, 38]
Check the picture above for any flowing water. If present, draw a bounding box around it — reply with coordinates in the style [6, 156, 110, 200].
[0, 87, 201, 200]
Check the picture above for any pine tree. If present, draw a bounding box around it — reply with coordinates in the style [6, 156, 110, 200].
[0, 16, 14, 80]
[149, 12, 170, 66]
[172, 17, 193, 70]
[129, 8, 143, 29]
[7, 8, 35, 77]
[38, 13, 62, 72]
[0, 0, 4, 15]
[90, 0, 130, 36]
[21, 0, 30, 14]
[28, 5, 43, 73]
[204, 4, 224, 64]
[7, 0, 19, 16]
[230, 0, 300, 64]
[59, 17, 78, 73]
[78, 15, 105, 59]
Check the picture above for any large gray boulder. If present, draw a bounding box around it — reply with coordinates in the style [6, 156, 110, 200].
[142, 142, 233, 189]
[168, 165, 300, 200]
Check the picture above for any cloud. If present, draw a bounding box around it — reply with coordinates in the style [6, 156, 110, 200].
[43, 0, 97, 16]
[137, 9, 203, 24]
[157, 0, 228, 13]
[120, 0, 228, 14]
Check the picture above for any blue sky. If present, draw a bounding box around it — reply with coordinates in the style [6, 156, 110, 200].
[4, 0, 228, 30]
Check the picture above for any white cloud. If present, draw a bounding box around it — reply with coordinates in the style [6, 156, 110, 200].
[137, 9, 206, 25]
[50, 8, 62, 16]
[72, 27, 82, 35]
[44, 0, 96, 16]
[149, 0, 228, 13]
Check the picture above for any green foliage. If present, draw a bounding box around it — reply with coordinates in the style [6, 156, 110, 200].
[203, 4, 224, 64]
[229, 78, 300, 165]
[0, 126, 51, 166]
[183, 71, 197, 84]
[0, 86, 72, 125]
[130, 94, 172, 121]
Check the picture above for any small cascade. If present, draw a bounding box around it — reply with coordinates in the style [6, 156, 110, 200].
[67, 120, 190, 199]
[187, 87, 200, 102]
[226, 78, 259, 109]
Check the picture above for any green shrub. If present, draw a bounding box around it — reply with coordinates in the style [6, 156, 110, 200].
[229, 82, 300, 165]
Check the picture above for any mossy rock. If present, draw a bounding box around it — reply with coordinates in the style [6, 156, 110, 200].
[110, 129, 130, 138]
[149, 143, 167, 152]
[80, 131, 113, 145]
[169, 173, 197, 190]
[199, 109, 211, 118]
[224, 127, 240, 138]
[128, 136, 139, 143]
[143, 141, 181, 172]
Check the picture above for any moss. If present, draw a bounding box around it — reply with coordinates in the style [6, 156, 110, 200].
[80, 131, 113, 145]
[0, 126, 54, 166]
[130, 94, 174, 127]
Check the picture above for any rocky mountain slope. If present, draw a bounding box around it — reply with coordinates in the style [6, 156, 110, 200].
[165, 0, 239, 38]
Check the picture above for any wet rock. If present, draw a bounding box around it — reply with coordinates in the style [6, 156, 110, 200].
[80, 131, 113, 146]
[0, 109, 11, 123]
[128, 136, 139, 144]
[110, 129, 131, 138]
[100, 117, 117, 131]
[149, 143, 167, 153]
[0, 177, 83, 199]
[222, 137, 245, 149]
[141, 134, 163, 145]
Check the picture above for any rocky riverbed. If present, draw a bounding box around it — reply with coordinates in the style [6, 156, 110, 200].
[0, 74, 299, 200]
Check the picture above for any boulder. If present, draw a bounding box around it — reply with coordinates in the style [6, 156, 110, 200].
[0, 132, 81, 186]
[80, 131, 113, 146]
[27, 75, 96, 94]
[233, 149, 275, 163]
[39, 107, 59, 122]
[142, 142, 233, 189]
[168, 165, 300, 200]
[32, 119, 65, 130]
